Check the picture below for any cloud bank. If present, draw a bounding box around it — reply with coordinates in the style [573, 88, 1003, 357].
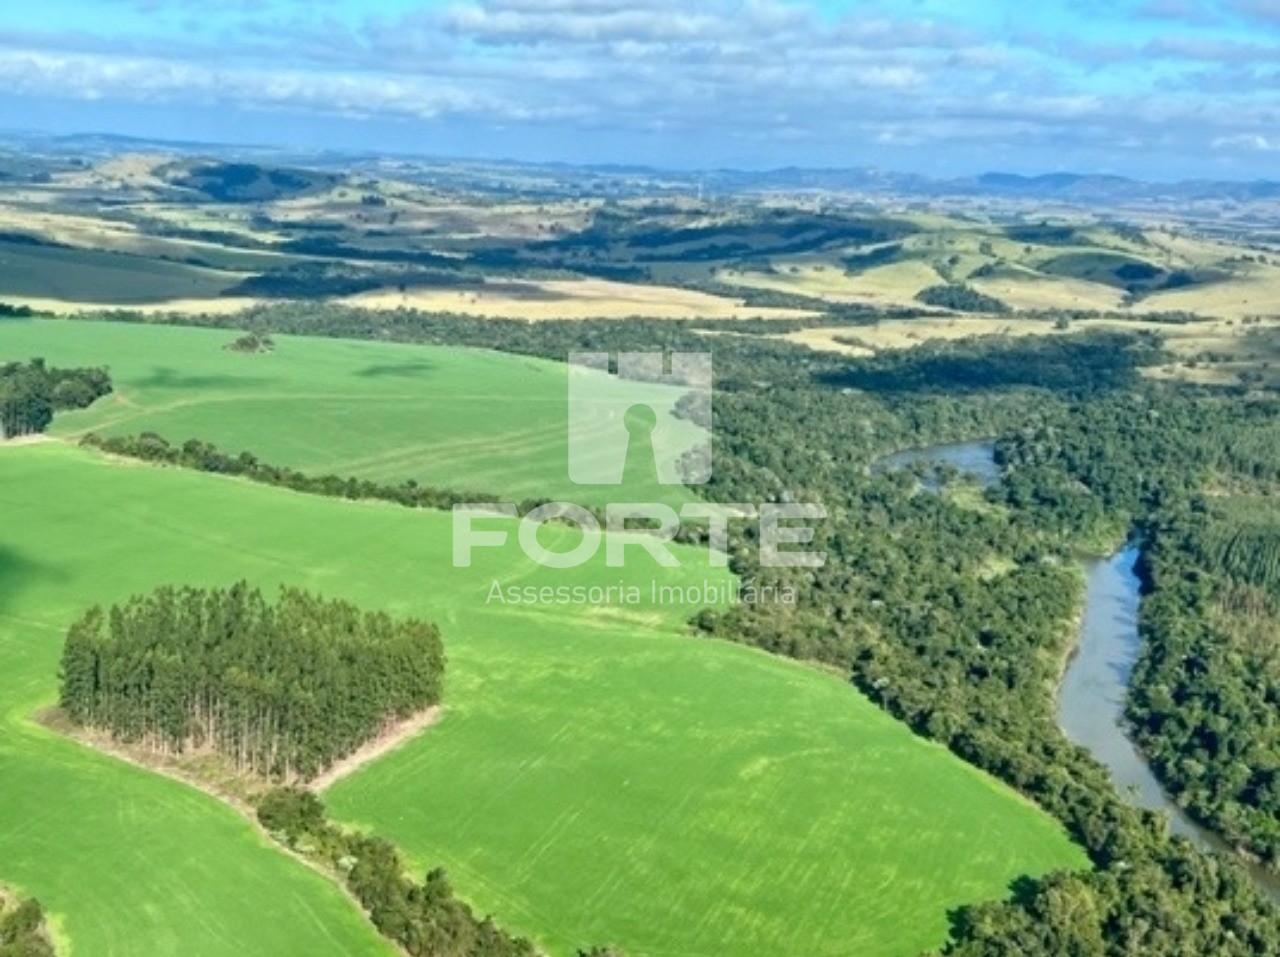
[3, 0, 1278, 177]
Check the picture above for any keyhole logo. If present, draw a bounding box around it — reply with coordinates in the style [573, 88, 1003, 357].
[567, 352, 713, 485]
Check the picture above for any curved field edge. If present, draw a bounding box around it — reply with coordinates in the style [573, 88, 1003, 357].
[0, 441, 1086, 956]
[0, 318, 702, 507]
[326, 633, 1086, 957]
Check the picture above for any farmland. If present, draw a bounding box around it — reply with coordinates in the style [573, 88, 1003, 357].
[0, 450, 395, 957]
[0, 238, 244, 303]
[0, 319, 705, 506]
[3, 146, 1279, 957]
[2, 152, 1278, 334]
[0, 438, 1084, 957]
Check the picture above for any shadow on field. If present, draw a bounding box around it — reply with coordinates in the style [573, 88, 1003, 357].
[355, 360, 436, 379]
[135, 367, 274, 390]
[0, 545, 61, 621]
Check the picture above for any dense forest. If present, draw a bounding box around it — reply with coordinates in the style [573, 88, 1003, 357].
[993, 393, 1280, 867]
[691, 347, 1280, 954]
[822, 330, 1163, 397]
[0, 358, 111, 438]
[1130, 501, 1280, 866]
[59, 583, 444, 780]
[258, 788, 618, 957]
[0, 894, 54, 957]
[70, 307, 1280, 953]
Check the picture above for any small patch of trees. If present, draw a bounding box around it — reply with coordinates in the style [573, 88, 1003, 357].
[914, 283, 1010, 314]
[0, 894, 55, 957]
[59, 583, 444, 780]
[0, 359, 112, 439]
[226, 262, 468, 299]
[226, 332, 274, 353]
[823, 330, 1162, 396]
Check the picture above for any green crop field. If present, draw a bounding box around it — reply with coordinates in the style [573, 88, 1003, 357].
[0, 319, 702, 506]
[0, 442, 1085, 957]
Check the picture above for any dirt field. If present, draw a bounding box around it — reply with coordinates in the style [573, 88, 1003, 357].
[343, 277, 815, 320]
[6, 295, 263, 316]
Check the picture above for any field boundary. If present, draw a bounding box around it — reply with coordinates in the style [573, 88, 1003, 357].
[31, 706, 411, 951]
[312, 708, 444, 792]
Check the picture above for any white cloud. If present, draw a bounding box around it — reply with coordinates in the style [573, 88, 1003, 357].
[0, 49, 503, 121]
[1212, 133, 1277, 151]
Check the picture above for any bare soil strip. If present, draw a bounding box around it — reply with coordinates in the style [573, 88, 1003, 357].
[311, 707, 443, 792]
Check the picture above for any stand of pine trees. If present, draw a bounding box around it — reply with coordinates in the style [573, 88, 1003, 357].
[59, 583, 444, 780]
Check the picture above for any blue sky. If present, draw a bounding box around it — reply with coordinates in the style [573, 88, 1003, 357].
[1, 0, 1277, 178]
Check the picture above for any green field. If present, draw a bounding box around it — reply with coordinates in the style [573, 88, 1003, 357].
[0, 319, 702, 506]
[0, 322, 1087, 956]
[0, 443, 1085, 957]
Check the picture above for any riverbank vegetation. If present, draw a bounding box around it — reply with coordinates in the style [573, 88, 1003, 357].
[1131, 500, 1280, 866]
[692, 342, 1280, 954]
[994, 392, 1280, 873]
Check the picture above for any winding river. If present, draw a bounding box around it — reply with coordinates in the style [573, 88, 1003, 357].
[875, 440, 1280, 903]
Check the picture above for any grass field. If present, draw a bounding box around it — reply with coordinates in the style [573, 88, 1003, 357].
[0, 441, 1086, 957]
[0, 204, 300, 272]
[0, 319, 704, 506]
[969, 266, 1126, 312]
[0, 449, 396, 957]
[720, 259, 943, 307]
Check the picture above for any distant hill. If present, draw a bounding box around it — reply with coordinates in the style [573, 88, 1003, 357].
[702, 167, 1280, 204]
[160, 160, 340, 203]
[1, 127, 1278, 206]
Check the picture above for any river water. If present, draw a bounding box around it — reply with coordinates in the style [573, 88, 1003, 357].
[874, 440, 1280, 902]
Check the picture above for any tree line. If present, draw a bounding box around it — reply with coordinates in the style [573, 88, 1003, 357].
[59, 583, 444, 780]
[257, 788, 620, 957]
[78, 433, 709, 549]
[0, 358, 111, 439]
[81, 432, 509, 511]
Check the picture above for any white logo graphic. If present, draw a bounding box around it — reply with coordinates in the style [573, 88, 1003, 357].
[567, 351, 712, 485]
